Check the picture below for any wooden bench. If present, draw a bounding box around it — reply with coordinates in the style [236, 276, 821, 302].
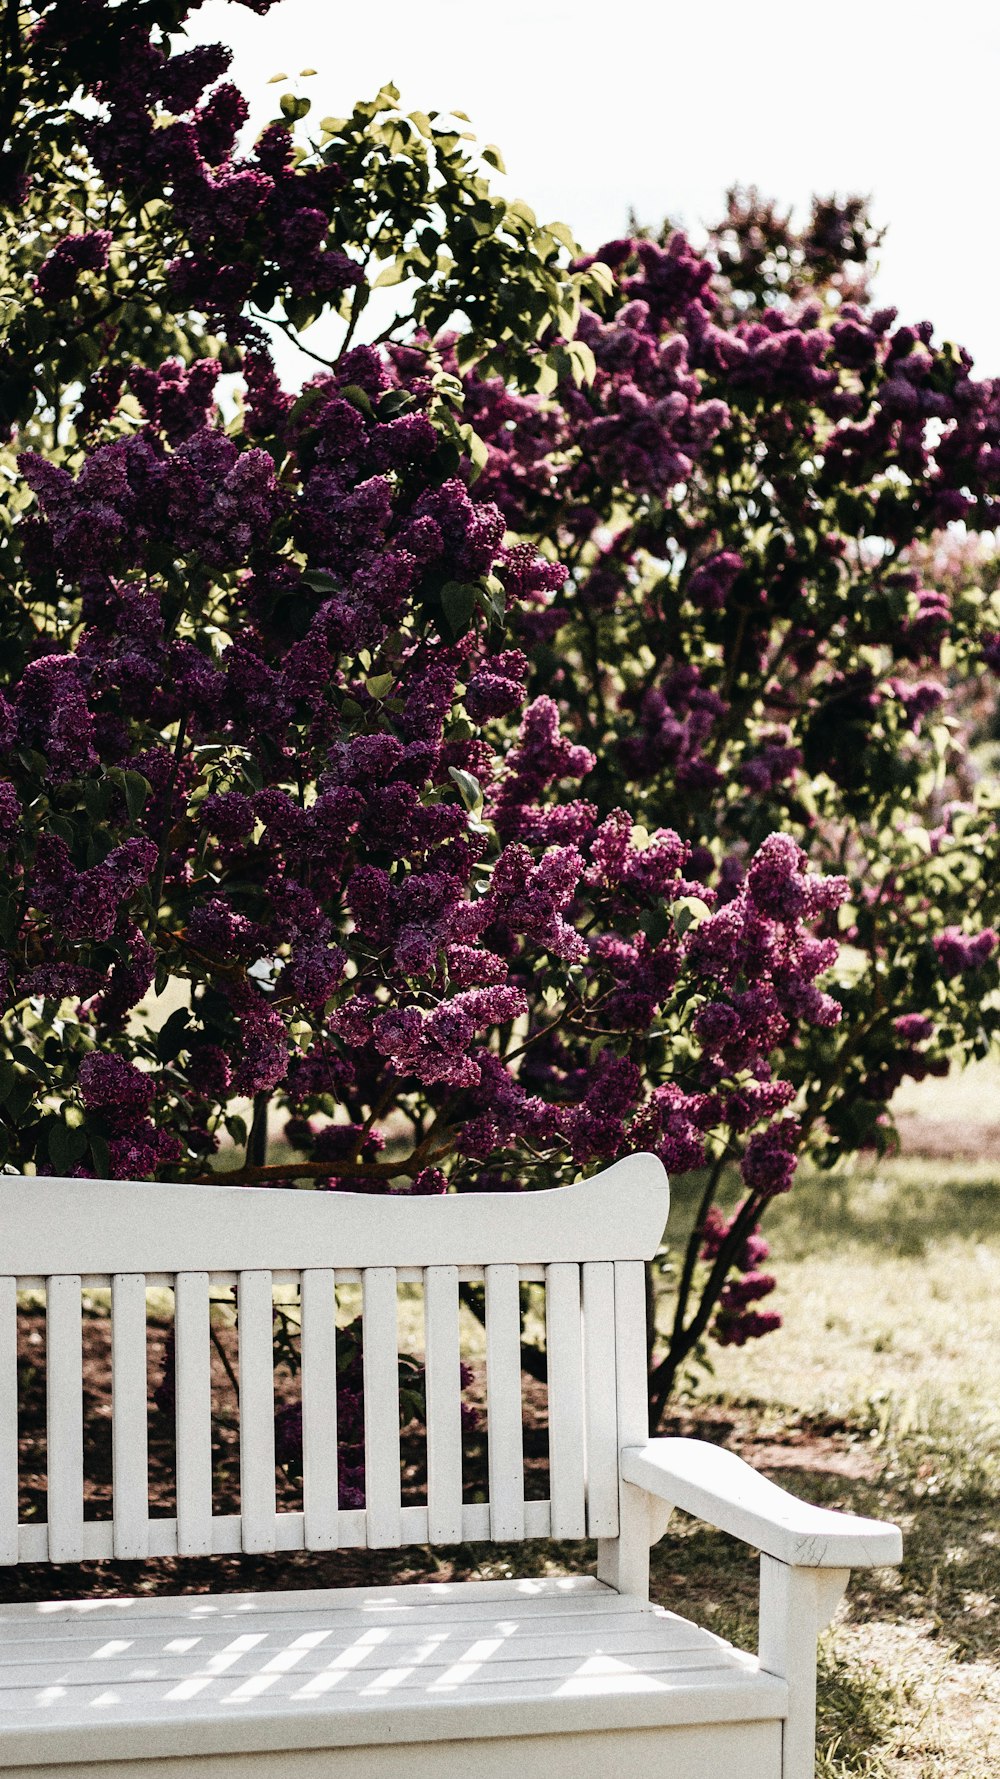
[0, 1154, 901, 1778]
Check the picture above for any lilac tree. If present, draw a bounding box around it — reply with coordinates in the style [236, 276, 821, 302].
[6, 4, 993, 1416]
[452, 191, 1000, 1403]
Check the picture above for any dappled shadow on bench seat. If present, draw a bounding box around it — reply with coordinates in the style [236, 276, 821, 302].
[0, 1576, 785, 1766]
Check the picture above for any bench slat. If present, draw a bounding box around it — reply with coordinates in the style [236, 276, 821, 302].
[545, 1264, 586, 1538]
[238, 1270, 277, 1553]
[424, 1265, 463, 1542]
[583, 1261, 620, 1537]
[111, 1273, 149, 1560]
[485, 1263, 525, 1539]
[614, 1260, 649, 1448]
[46, 1275, 84, 1563]
[0, 1278, 16, 1565]
[174, 1271, 213, 1556]
[362, 1268, 401, 1547]
[300, 1268, 338, 1550]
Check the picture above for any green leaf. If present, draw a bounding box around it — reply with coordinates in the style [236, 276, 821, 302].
[279, 93, 311, 122]
[365, 672, 395, 700]
[289, 385, 326, 424]
[123, 769, 152, 821]
[338, 383, 374, 417]
[507, 199, 537, 230]
[482, 144, 506, 174]
[374, 258, 407, 288]
[88, 1131, 111, 1178]
[448, 766, 483, 816]
[458, 423, 489, 476]
[545, 219, 577, 253]
[48, 1120, 88, 1176]
[566, 338, 597, 386]
[156, 1006, 193, 1063]
[585, 260, 616, 299]
[440, 580, 477, 637]
[673, 896, 712, 937]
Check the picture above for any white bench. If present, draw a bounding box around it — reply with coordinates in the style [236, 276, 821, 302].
[0, 1155, 901, 1778]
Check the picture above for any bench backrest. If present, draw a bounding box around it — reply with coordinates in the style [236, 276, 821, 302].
[0, 1154, 668, 1568]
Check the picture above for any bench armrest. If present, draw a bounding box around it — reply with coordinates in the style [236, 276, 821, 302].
[620, 1438, 902, 1570]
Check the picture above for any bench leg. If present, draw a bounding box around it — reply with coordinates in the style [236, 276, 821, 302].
[758, 1555, 850, 1779]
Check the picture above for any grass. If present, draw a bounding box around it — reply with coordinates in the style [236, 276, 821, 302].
[648, 1143, 1000, 1777]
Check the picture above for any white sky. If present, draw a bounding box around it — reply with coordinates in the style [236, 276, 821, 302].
[189, 0, 1000, 374]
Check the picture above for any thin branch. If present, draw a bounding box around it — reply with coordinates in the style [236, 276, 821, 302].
[211, 1324, 240, 1402]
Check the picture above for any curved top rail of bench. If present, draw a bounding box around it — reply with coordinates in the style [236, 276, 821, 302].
[0, 1152, 669, 1274]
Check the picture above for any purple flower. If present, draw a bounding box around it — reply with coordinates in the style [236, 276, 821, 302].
[34, 231, 112, 303]
[687, 550, 743, 611]
[78, 1052, 155, 1119]
[933, 926, 998, 978]
[893, 1013, 934, 1043]
[741, 1121, 801, 1197]
[0, 780, 20, 846]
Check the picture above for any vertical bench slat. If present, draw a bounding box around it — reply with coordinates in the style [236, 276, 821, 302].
[598, 1257, 652, 1595]
[0, 1278, 17, 1564]
[111, 1273, 149, 1560]
[362, 1267, 401, 1547]
[582, 1260, 620, 1537]
[484, 1263, 525, 1539]
[238, 1270, 277, 1553]
[424, 1265, 463, 1542]
[300, 1268, 338, 1550]
[613, 1259, 649, 1444]
[46, 1275, 84, 1563]
[545, 1263, 586, 1538]
[174, 1271, 213, 1556]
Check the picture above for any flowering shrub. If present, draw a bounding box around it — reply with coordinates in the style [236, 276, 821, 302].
[4, 5, 996, 1419]
[449, 190, 1000, 1402]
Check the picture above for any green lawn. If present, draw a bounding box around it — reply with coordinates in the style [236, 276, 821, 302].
[654, 1155, 1000, 1777]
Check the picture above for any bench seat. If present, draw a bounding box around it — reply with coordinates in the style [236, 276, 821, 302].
[0, 1576, 786, 1775]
